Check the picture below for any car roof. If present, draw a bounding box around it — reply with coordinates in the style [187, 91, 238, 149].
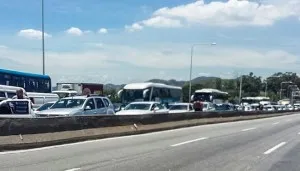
[63, 96, 87, 99]
[62, 95, 107, 100]
[170, 103, 191, 105]
[46, 101, 57, 104]
[130, 101, 158, 105]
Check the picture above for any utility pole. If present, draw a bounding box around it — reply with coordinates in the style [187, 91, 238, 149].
[239, 75, 242, 104]
[42, 0, 45, 75]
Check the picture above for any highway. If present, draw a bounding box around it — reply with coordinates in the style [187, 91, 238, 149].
[1, 114, 300, 171]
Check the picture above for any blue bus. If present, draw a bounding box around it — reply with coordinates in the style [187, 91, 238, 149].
[0, 69, 51, 93]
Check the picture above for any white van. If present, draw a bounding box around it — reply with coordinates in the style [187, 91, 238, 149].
[26, 92, 59, 110]
[0, 85, 59, 110]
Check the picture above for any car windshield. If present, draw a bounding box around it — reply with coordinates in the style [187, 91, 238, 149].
[215, 104, 231, 111]
[51, 99, 85, 109]
[125, 103, 151, 110]
[37, 102, 54, 111]
[169, 105, 187, 110]
[203, 104, 208, 108]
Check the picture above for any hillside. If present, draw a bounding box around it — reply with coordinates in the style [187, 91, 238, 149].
[102, 76, 222, 91]
[148, 76, 220, 87]
[147, 79, 186, 87]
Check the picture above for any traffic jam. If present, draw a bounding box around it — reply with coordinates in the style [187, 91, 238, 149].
[0, 69, 297, 117]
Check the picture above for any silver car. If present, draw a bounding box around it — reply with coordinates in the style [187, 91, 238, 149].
[36, 95, 115, 117]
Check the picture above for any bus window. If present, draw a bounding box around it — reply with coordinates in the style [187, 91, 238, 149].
[0, 73, 4, 85]
[170, 89, 181, 101]
[0, 91, 5, 98]
[4, 74, 11, 85]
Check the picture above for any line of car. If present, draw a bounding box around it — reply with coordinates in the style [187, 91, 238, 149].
[35, 100, 229, 117]
[4, 94, 283, 117]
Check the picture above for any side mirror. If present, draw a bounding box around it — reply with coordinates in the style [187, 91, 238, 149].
[154, 107, 159, 111]
[191, 95, 194, 101]
[85, 106, 92, 110]
[143, 89, 149, 99]
[117, 90, 123, 99]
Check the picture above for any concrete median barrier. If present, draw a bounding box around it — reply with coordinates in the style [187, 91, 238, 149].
[0, 111, 298, 151]
[0, 111, 298, 136]
[0, 110, 297, 136]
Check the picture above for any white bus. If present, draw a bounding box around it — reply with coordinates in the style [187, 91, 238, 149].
[118, 82, 182, 105]
[192, 88, 229, 104]
[241, 96, 270, 106]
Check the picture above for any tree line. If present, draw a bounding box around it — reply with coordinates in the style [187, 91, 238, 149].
[182, 72, 300, 103]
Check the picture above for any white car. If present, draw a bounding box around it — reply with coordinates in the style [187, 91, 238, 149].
[116, 102, 169, 115]
[202, 102, 215, 112]
[168, 103, 193, 114]
[294, 103, 300, 110]
[34, 101, 56, 113]
[263, 105, 275, 111]
[36, 95, 115, 117]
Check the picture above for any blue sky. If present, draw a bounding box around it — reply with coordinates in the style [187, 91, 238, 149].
[0, 0, 300, 84]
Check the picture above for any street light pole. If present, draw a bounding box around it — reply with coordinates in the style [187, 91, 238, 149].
[42, 0, 45, 75]
[188, 43, 216, 105]
[239, 75, 242, 104]
[264, 81, 268, 97]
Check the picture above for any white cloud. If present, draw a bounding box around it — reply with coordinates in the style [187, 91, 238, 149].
[1, 43, 299, 84]
[125, 23, 143, 32]
[102, 45, 300, 70]
[198, 73, 211, 77]
[0, 45, 8, 49]
[66, 27, 83, 36]
[18, 29, 51, 39]
[142, 16, 182, 28]
[127, 0, 300, 28]
[98, 28, 108, 34]
[66, 27, 96, 35]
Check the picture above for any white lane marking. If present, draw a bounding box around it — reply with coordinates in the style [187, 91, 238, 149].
[272, 122, 280, 125]
[65, 168, 80, 171]
[264, 142, 286, 155]
[241, 127, 257, 132]
[171, 137, 208, 147]
[286, 119, 291, 122]
[298, 132, 300, 135]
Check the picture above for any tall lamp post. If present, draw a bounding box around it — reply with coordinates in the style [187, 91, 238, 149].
[239, 75, 243, 104]
[42, 0, 45, 75]
[188, 43, 217, 105]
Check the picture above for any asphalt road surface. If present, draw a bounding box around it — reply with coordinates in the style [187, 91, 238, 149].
[1, 114, 300, 171]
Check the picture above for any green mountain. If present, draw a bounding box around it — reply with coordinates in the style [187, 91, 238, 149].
[148, 76, 220, 87]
